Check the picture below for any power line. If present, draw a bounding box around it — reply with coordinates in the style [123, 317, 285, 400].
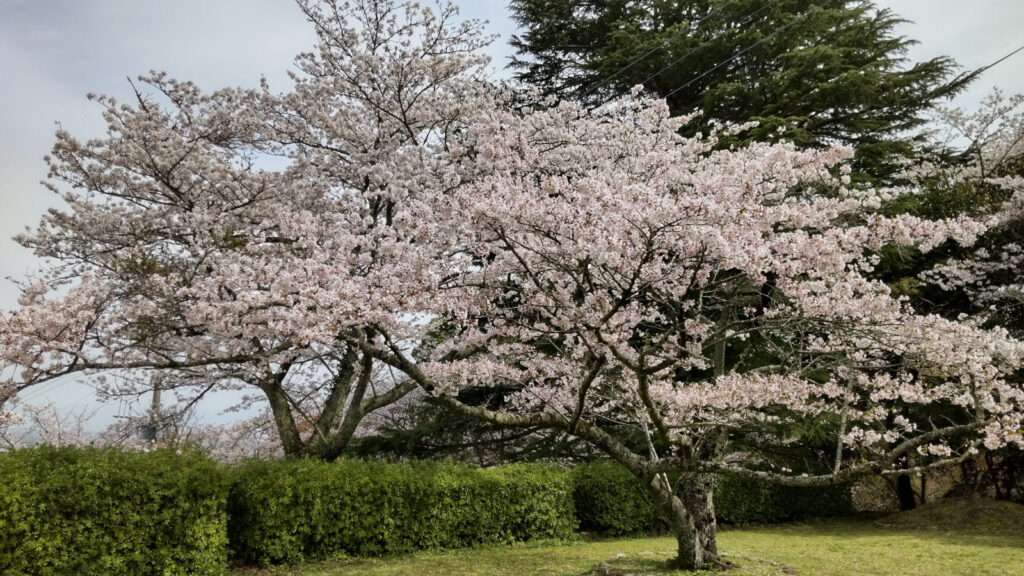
[617, 13, 1022, 112]
[589, 0, 805, 111]
[632, 0, 781, 96]
[663, 9, 813, 102]
[976, 44, 1024, 75]
[579, 0, 744, 101]
[15, 379, 65, 404]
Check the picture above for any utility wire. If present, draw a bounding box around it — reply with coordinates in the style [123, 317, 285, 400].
[976, 44, 1024, 75]
[579, 0, 744, 101]
[14, 379, 65, 404]
[589, 0, 802, 111]
[663, 9, 813, 102]
[937, 43, 1024, 101]
[632, 0, 781, 96]
[655, 13, 1022, 107]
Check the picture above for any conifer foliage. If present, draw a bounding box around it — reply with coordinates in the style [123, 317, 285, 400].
[510, 0, 973, 178]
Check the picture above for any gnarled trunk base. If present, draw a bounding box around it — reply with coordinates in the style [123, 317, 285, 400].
[650, 472, 730, 571]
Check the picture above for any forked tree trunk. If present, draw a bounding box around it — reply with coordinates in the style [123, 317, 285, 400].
[649, 473, 725, 571]
[679, 471, 719, 561]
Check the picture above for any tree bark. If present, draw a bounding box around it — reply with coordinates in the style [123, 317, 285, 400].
[316, 354, 373, 460]
[679, 471, 719, 561]
[262, 379, 305, 457]
[896, 474, 917, 510]
[648, 474, 724, 571]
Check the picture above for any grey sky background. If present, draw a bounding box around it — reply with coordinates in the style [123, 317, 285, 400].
[1, 0, 1022, 426]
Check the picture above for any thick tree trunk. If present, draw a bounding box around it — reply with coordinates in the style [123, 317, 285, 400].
[896, 474, 917, 511]
[257, 364, 310, 458]
[679, 471, 719, 560]
[649, 474, 725, 571]
[262, 381, 306, 457]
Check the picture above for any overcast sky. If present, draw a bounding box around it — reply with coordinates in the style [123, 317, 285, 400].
[2, 0, 1022, 424]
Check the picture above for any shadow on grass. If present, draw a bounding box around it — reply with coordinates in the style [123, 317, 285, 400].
[588, 553, 797, 576]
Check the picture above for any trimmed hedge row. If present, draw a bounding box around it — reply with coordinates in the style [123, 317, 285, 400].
[227, 459, 576, 565]
[0, 448, 853, 573]
[573, 461, 853, 535]
[715, 473, 854, 525]
[0, 446, 228, 576]
[573, 460, 658, 535]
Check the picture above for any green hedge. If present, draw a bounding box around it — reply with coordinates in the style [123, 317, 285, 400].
[573, 461, 658, 535]
[0, 446, 228, 576]
[0, 447, 855, 573]
[714, 473, 854, 525]
[227, 459, 576, 565]
[572, 461, 853, 534]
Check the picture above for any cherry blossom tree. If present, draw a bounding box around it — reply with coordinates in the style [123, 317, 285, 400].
[0, 393, 283, 462]
[1, 0, 1023, 570]
[908, 91, 1024, 504]
[0, 0, 492, 459]
[919, 90, 1024, 336]
[0, 400, 98, 451]
[354, 92, 1023, 568]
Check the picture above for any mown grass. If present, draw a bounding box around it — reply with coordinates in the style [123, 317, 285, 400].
[237, 500, 1024, 576]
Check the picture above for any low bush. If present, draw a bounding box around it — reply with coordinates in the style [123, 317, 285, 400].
[227, 459, 575, 565]
[573, 461, 658, 535]
[572, 461, 854, 534]
[0, 446, 854, 573]
[0, 446, 228, 576]
[715, 474, 853, 525]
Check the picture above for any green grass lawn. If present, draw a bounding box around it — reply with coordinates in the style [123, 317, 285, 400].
[237, 501, 1024, 576]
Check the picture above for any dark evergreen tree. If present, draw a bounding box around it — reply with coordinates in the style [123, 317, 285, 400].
[509, 0, 976, 180]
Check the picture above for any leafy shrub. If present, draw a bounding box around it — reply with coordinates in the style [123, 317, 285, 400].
[572, 461, 854, 534]
[0, 446, 228, 576]
[715, 474, 853, 525]
[227, 459, 575, 565]
[573, 461, 659, 535]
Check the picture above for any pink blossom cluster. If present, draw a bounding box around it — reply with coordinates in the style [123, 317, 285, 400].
[919, 90, 1024, 342]
[0, 0, 1021, 479]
